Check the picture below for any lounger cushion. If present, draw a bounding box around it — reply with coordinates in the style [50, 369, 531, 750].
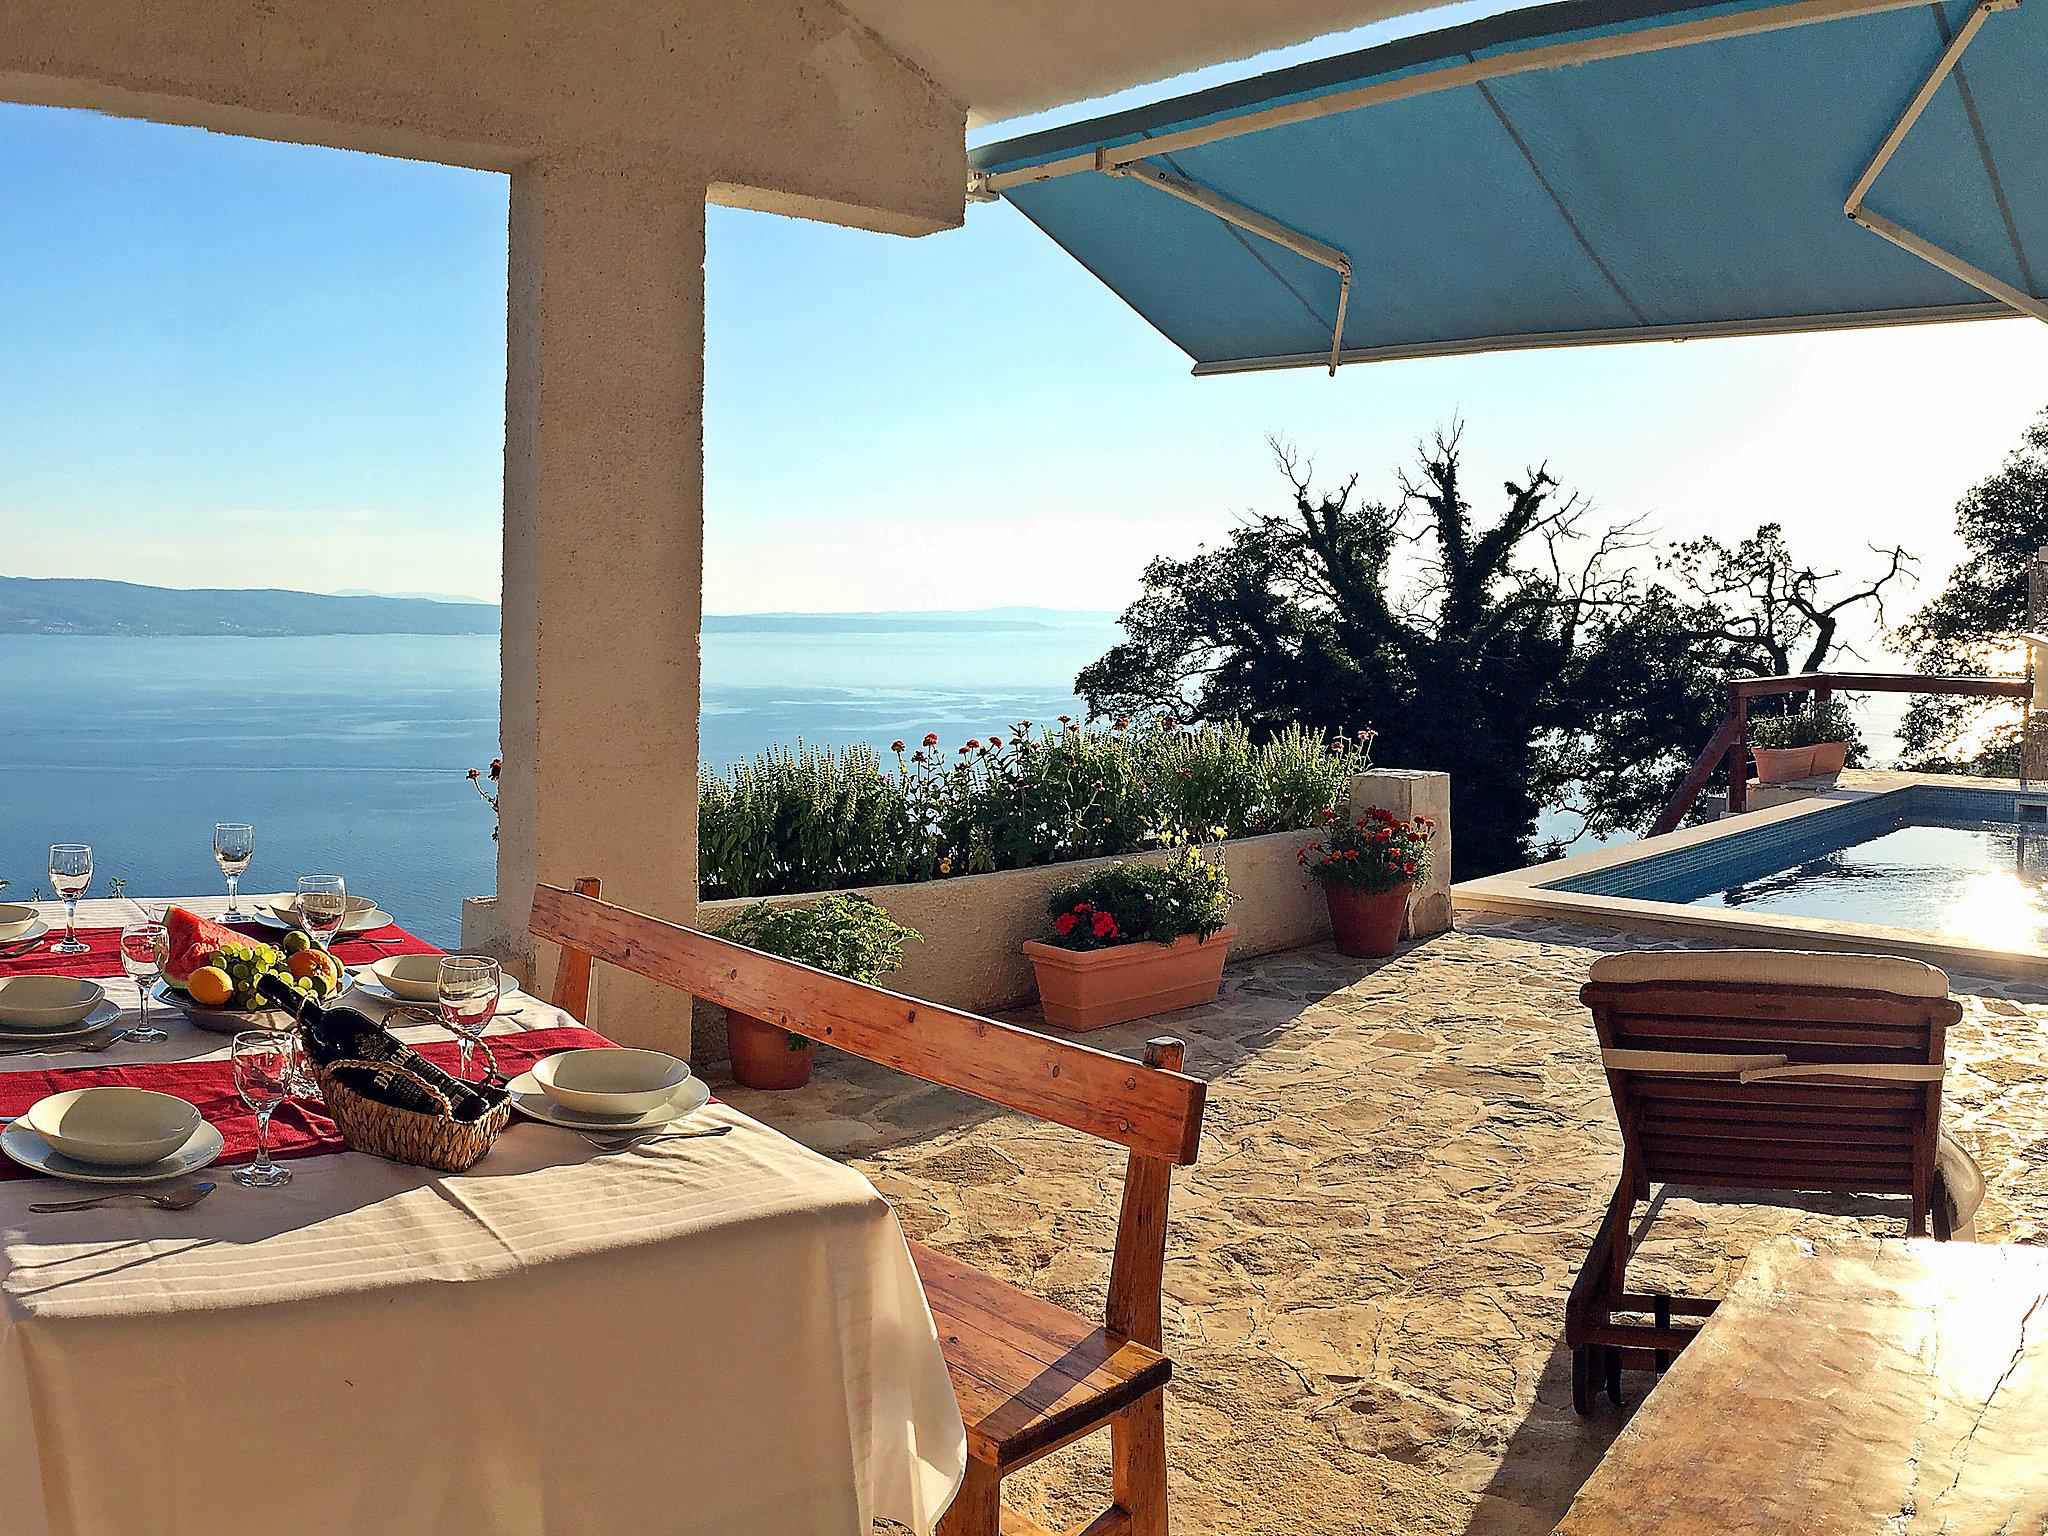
[1586, 948, 1950, 999]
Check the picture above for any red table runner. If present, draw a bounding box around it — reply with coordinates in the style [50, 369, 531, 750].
[0, 919, 438, 979]
[0, 1026, 615, 1176]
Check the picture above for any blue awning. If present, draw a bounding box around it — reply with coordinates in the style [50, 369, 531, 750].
[969, 0, 2048, 372]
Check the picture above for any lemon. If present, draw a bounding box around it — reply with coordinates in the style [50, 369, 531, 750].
[187, 966, 234, 1007]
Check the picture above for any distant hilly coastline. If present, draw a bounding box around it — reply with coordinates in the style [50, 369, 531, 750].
[0, 577, 1114, 637]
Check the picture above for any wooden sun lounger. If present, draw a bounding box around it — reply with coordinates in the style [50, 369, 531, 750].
[1566, 948, 1981, 1416]
[531, 878, 1208, 1536]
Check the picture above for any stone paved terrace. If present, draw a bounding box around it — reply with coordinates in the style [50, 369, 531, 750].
[717, 918, 2048, 1536]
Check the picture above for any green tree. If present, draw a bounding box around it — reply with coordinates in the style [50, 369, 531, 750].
[1080, 434, 1907, 873]
[1895, 406, 2048, 774]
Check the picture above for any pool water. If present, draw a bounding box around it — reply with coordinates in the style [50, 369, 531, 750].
[1690, 820, 2048, 948]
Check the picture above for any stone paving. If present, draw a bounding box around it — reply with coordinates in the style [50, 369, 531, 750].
[719, 916, 2048, 1536]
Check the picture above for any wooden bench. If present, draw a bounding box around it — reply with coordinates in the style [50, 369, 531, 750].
[529, 879, 1209, 1536]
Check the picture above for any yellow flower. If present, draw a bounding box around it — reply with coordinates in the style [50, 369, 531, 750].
[938, 856, 954, 875]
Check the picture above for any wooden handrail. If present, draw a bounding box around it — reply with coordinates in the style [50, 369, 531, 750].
[1652, 669, 2030, 833]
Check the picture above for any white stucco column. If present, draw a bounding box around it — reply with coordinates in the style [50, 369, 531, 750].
[499, 154, 705, 1049]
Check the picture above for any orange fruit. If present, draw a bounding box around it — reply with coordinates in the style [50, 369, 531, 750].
[187, 966, 234, 1007]
[287, 949, 340, 984]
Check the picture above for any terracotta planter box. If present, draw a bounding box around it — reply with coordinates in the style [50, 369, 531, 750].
[1808, 739, 1849, 777]
[1023, 926, 1236, 1032]
[1321, 881, 1411, 958]
[1751, 744, 1817, 784]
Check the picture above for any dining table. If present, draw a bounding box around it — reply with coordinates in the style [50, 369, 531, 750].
[0, 895, 966, 1536]
[1554, 1234, 2048, 1534]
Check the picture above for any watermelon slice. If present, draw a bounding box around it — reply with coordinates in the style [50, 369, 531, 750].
[163, 905, 247, 985]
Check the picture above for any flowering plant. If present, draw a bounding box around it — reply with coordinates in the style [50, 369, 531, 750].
[1041, 846, 1234, 952]
[1297, 806, 1435, 892]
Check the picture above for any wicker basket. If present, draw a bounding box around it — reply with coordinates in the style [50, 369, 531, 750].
[316, 1057, 512, 1173]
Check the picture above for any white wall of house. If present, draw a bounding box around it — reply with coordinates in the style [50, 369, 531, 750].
[0, 0, 968, 1051]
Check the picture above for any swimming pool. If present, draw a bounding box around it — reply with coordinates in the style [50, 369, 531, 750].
[1455, 779, 2048, 975]
[1550, 786, 2048, 950]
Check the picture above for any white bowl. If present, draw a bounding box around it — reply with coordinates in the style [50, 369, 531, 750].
[24, 1088, 202, 1167]
[0, 977, 106, 1031]
[532, 1049, 692, 1117]
[0, 904, 38, 943]
[270, 894, 382, 932]
[366, 953, 443, 1003]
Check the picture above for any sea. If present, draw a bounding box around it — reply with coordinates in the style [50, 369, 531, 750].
[0, 617, 1122, 947]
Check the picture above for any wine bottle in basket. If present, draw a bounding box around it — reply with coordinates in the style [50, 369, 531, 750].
[254, 974, 504, 1123]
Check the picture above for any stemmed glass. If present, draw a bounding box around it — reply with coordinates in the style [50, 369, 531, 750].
[231, 1030, 295, 1188]
[437, 956, 501, 1081]
[48, 844, 92, 956]
[214, 823, 255, 920]
[297, 874, 348, 952]
[119, 921, 170, 1043]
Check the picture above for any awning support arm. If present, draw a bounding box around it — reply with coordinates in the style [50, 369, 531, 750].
[1097, 153, 1354, 374]
[1844, 0, 2047, 323]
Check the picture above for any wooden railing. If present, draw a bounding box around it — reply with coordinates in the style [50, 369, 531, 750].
[1649, 670, 2032, 835]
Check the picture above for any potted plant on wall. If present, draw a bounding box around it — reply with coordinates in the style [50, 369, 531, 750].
[1022, 846, 1237, 1031]
[1749, 697, 1858, 784]
[1299, 806, 1436, 958]
[711, 893, 919, 1089]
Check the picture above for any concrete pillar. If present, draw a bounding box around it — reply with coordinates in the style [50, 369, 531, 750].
[1350, 769, 1453, 938]
[2027, 549, 2048, 785]
[498, 154, 705, 1051]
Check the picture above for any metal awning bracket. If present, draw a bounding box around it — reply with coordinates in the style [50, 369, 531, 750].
[1844, 0, 2046, 322]
[1093, 152, 1355, 374]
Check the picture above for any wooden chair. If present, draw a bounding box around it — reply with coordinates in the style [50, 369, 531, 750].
[527, 879, 1208, 1536]
[1567, 948, 1982, 1416]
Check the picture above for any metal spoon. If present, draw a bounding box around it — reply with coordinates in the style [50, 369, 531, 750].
[30, 1181, 216, 1214]
[581, 1125, 733, 1152]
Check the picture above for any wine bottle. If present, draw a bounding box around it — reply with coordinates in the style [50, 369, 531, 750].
[255, 973, 504, 1122]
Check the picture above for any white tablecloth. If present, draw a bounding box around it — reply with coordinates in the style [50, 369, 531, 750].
[0, 897, 965, 1536]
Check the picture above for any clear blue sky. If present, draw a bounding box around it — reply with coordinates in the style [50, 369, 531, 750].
[4, 6, 2046, 622]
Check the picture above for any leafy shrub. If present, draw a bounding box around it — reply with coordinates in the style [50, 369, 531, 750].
[1297, 806, 1436, 892]
[698, 717, 1361, 899]
[711, 892, 919, 982]
[1749, 697, 1859, 752]
[1041, 847, 1235, 951]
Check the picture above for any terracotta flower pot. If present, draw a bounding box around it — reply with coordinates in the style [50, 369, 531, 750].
[1807, 739, 1849, 777]
[1751, 744, 1818, 783]
[724, 1007, 819, 1090]
[1321, 880, 1412, 958]
[1022, 926, 1236, 1032]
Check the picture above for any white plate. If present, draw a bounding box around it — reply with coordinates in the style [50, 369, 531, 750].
[0, 919, 51, 951]
[348, 970, 520, 1008]
[0, 1001, 124, 1044]
[2, 1119, 225, 1185]
[505, 1072, 711, 1132]
[255, 900, 394, 936]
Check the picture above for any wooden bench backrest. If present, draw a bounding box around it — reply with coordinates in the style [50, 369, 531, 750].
[1582, 977, 1957, 1209]
[530, 882, 1207, 1165]
[530, 880, 1208, 1350]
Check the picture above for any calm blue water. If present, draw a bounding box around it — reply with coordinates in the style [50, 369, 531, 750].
[0, 621, 1115, 945]
[1690, 819, 2048, 945]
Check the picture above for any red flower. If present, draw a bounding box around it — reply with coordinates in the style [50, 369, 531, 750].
[965, 738, 981, 751]
[890, 739, 906, 753]
[1074, 902, 1093, 914]
[1345, 849, 1358, 859]
[1054, 913, 1078, 937]
[989, 735, 1003, 748]
[1091, 911, 1119, 939]
[922, 732, 939, 748]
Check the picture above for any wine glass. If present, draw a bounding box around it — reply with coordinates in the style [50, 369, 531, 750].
[231, 1030, 295, 1188]
[119, 921, 170, 1043]
[297, 874, 348, 952]
[437, 955, 501, 1080]
[214, 823, 255, 920]
[48, 844, 91, 956]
